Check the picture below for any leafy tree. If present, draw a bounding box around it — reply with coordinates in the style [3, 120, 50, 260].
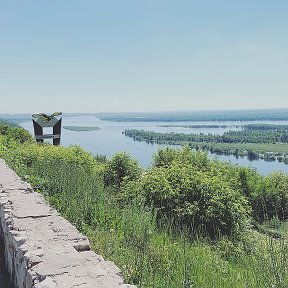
[104, 152, 141, 188]
[5, 127, 33, 144]
[153, 145, 209, 170]
[138, 164, 251, 238]
[238, 167, 253, 198]
[120, 148, 252, 239]
[251, 172, 288, 221]
[153, 147, 178, 168]
[0, 123, 10, 135]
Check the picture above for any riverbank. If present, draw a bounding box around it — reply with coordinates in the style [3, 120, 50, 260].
[124, 129, 288, 165]
[190, 142, 288, 163]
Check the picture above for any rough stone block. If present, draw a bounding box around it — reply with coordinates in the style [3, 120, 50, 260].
[0, 159, 136, 288]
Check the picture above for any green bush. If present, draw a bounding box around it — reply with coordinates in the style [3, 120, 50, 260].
[122, 161, 251, 238]
[152, 147, 179, 168]
[2, 142, 104, 183]
[251, 172, 288, 221]
[0, 123, 10, 135]
[5, 127, 33, 144]
[153, 145, 210, 170]
[118, 147, 252, 238]
[0, 121, 32, 144]
[104, 152, 142, 188]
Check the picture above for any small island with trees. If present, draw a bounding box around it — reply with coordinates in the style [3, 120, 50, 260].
[124, 124, 288, 164]
[63, 126, 101, 132]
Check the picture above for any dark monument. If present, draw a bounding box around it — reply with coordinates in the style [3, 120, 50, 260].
[32, 112, 62, 145]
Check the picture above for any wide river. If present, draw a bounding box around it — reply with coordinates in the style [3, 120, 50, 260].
[21, 116, 288, 176]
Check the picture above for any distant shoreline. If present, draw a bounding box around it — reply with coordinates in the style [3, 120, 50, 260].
[96, 109, 288, 122]
[2, 108, 288, 123]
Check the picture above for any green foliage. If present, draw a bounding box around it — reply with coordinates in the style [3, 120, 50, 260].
[1, 142, 105, 231]
[103, 152, 141, 188]
[140, 165, 250, 238]
[2, 142, 104, 183]
[0, 123, 33, 145]
[0, 118, 19, 128]
[0, 125, 33, 159]
[124, 127, 288, 162]
[153, 145, 209, 170]
[251, 172, 288, 221]
[243, 124, 288, 131]
[0, 124, 10, 135]
[237, 167, 258, 198]
[152, 147, 178, 168]
[94, 154, 107, 163]
[125, 127, 288, 144]
[5, 127, 33, 144]
[121, 147, 251, 239]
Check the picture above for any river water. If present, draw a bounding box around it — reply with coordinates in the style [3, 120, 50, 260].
[20, 116, 288, 176]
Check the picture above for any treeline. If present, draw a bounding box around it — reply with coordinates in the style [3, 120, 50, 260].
[159, 124, 288, 131]
[98, 109, 288, 122]
[124, 126, 288, 164]
[243, 124, 288, 131]
[158, 124, 231, 128]
[124, 129, 288, 144]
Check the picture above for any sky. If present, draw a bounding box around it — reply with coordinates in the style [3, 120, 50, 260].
[1, 0, 288, 113]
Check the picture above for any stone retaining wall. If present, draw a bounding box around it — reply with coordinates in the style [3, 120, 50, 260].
[0, 159, 136, 288]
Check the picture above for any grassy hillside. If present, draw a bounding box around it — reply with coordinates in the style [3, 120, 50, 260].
[0, 126, 288, 287]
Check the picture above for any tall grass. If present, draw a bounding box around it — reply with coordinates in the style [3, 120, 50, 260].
[2, 143, 288, 287]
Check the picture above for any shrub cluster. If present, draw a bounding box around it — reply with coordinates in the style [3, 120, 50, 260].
[103, 147, 251, 238]
[251, 172, 288, 221]
[0, 123, 32, 144]
[104, 146, 288, 238]
[103, 152, 141, 188]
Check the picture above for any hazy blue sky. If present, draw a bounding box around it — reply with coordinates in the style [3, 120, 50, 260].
[1, 1, 288, 113]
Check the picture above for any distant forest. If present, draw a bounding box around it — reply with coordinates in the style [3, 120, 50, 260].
[2, 108, 288, 123]
[97, 109, 288, 122]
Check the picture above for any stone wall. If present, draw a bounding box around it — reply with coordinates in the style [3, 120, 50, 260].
[0, 159, 136, 288]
